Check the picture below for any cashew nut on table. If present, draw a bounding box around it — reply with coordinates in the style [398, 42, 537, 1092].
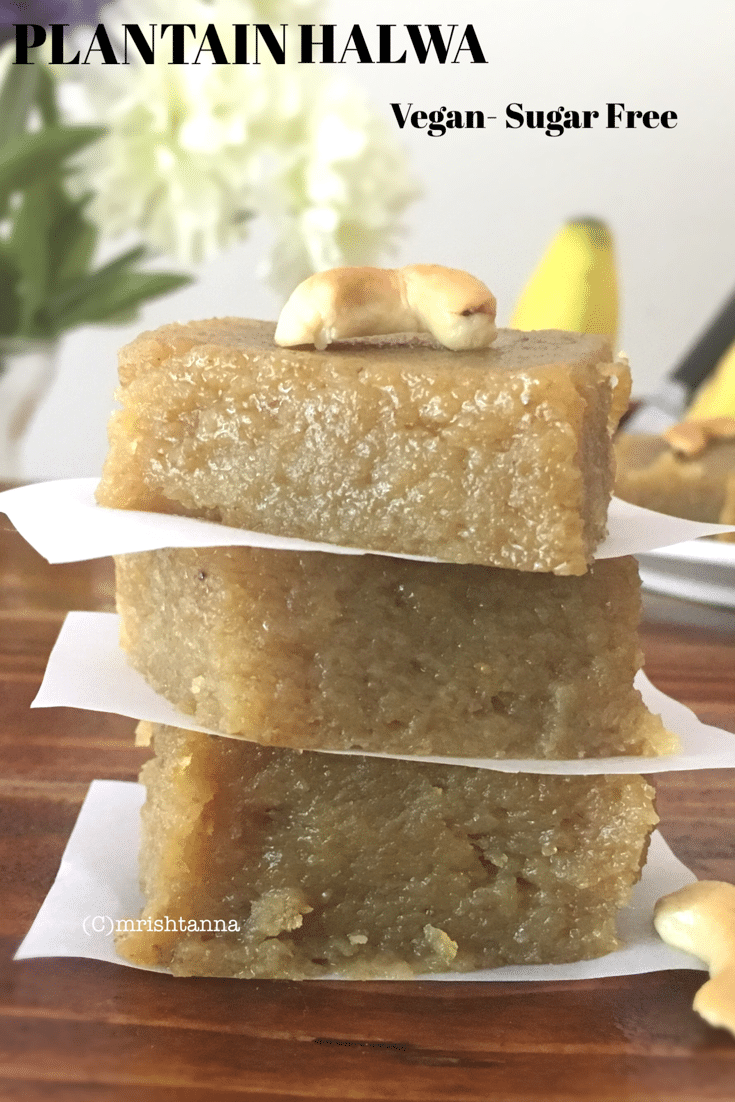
[654, 880, 735, 1037]
[274, 265, 497, 352]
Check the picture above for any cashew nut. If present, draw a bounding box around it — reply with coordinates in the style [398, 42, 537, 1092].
[663, 416, 735, 458]
[274, 264, 497, 352]
[654, 881, 735, 1036]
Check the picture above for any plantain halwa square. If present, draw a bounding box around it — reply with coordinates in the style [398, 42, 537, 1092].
[115, 724, 658, 979]
[97, 319, 627, 574]
[114, 546, 675, 760]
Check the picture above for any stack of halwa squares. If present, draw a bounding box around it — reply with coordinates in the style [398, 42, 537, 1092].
[95, 310, 674, 979]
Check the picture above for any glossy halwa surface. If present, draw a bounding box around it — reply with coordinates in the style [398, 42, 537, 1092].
[115, 548, 674, 759]
[115, 726, 658, 979]
[97, 319, 623, 573]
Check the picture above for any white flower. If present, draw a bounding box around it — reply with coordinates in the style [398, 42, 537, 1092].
[262, 80, 419, 294]
[67, 0, 418, 289]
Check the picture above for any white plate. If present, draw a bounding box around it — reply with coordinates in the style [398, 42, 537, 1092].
[637, 538, 735, 609]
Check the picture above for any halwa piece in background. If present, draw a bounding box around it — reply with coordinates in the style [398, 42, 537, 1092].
[615, 431, 735, 531]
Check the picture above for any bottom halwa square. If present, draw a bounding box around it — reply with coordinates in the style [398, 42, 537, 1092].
[115, 724, 659, 980]
[15, 779, 704, 981]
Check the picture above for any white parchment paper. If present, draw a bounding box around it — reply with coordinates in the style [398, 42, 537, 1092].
[14, 780, 704, 981]
[32, 611, 735, 776]
[2, 478, 734, 564]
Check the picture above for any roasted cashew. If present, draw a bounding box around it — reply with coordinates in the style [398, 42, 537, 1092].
[663, 416, 735, 458]
[654, 880, 735, 1036]
[274, 264, 497, 352]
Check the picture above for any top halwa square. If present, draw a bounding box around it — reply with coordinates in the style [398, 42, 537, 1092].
[96, 318, 625, 573]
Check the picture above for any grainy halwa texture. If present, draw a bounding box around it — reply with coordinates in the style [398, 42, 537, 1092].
[115, 725, 658, 979]
[115, 548, 674, 759]
[97, 319, 625, 574]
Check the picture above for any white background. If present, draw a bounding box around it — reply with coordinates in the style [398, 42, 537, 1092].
[21, 0, 735, 477]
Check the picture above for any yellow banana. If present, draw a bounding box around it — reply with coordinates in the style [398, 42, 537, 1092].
[509, 217, 618, 341]
[686, 338, 735, 420]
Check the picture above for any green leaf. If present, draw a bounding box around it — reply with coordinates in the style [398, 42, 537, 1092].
[0, 125, 104, 212]
[6, 178, 57, 333]
[46, 189, 99, 286]
[3, 178, 107, 336]
[35, 65, 60, 128]
[46, 266, 192, 332]
[0, 246, 21, 336]
[80, 244, 149, 281]
[0, 65, 40, 146]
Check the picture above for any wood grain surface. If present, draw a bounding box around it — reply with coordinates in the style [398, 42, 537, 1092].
[1, 510, 735, 1102]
